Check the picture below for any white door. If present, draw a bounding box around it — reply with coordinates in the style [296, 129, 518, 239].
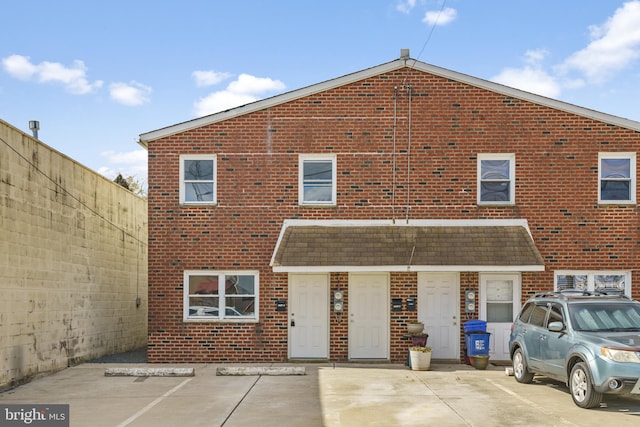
[349, 273, 389, 359]
[418, 273, 460, 360]
[289, 274, 329, 359]
[480, 273, 521, 361]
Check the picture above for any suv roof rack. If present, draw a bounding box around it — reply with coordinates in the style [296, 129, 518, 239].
[533, 289, 629, 300]
[593, 288, 628, 298]
[533, 291, 565, 298]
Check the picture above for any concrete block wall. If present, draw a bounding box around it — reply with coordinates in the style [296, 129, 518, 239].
[147, 66, 640, 363]
[0, 119, 148, 390]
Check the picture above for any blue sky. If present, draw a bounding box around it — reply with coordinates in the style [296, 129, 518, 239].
[2, 1, 640, 187]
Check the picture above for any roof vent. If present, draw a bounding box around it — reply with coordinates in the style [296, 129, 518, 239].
[400, 48, 410, 59]
[29, 120, 39, 139]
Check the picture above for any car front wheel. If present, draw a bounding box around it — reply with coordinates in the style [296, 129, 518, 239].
[569, 362, 602, 409]
[512, 348, 534, 383]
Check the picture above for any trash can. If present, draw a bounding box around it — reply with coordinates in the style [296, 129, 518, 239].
[466, 332, 490, 357]
[463, 320, 487, 334]
[464, 320, 488, 358]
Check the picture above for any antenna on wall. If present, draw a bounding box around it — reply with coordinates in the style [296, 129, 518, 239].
[29, 120, 40, 139]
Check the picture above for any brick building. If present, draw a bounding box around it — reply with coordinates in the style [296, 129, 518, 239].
[139, 51, 640, 363]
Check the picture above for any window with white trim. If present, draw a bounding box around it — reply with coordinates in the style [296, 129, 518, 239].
[555, 271, 631, 297]
[299, 155, 336, 205]
[599, 153, 636, 204]
[184, 271, 258, 321]
[180, 155, 216, 204]
[477, 154, 515, 205]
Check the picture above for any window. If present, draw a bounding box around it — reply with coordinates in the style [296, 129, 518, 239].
[484, 277, 515, 322]
[180, 155, 216, 204]
[518, 302, 535, 322]
[599, 153, 636, 204]
[299, 155, 336, 205]
[529, 304, 548, 327]
[184, 271, 258, 321]
[547, 304, 564, 327]
[555, 271, 630, 297]
[478, 154, 515, 204]
[569, 302, 640, 332]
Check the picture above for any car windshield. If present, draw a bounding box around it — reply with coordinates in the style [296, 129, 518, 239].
[568, 302, 640, 332]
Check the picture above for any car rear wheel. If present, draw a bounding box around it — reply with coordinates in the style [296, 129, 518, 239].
[512, 348, 534, 383]
[569, 362, 602, 409]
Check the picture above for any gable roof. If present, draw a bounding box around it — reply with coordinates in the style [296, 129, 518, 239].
[270, 219, 545, 273]
[139, 54, 640, 146]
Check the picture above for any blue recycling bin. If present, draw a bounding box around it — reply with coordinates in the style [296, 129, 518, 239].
[464, 320, 489, 357]
[463, 320, 487, 334]
[466, 332, 490, 356]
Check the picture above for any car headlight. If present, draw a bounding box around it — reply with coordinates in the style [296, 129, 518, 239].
[601, 347, 640, 363]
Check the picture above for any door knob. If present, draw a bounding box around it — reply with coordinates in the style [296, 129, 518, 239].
[290, 320, 295, 327]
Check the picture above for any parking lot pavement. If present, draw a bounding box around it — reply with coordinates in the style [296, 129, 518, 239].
[1, 362, 639, 427]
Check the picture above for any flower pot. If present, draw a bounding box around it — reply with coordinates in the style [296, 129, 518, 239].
[472, 355, 489, 370]
[410, 349, 432, 371]
[407, 322, 424, 335]
[411, 334, 428, 347]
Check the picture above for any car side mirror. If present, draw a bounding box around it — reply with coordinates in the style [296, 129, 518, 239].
[548, 321, 564, 332]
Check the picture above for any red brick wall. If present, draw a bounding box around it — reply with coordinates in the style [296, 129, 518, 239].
[147, 67, 640, 362]
[389, 272, 418, 362]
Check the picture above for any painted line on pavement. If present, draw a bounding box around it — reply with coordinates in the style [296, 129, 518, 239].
[116, 378, 193, 427]
[486, 379, 578, 426]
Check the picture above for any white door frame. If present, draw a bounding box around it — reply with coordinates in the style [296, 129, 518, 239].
[348, 272, 389, 360]
[479, 273, 521, 361]
[288, 273, 329, 359]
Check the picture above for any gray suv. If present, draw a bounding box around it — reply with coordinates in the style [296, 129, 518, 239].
[509, 290, 640, 408]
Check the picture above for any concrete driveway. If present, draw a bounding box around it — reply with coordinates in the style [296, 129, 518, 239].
[1, 362, 639, 426]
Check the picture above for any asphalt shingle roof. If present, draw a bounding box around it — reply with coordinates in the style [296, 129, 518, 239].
[272, 225, 544, 268]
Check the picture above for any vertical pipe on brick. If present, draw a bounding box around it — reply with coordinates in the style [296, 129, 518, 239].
[406, 84, 413, 223]
[392, 86, 398, 223]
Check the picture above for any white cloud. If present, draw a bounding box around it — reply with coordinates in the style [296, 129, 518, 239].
[523, 48, 549, 65]
[1, 54, 103, 94]
[227, 73, 285, 95]
[396, 0, 416, 14]
[491, 2, 640, 99]
[492, 48, 561, 98]
[492, 67, 562, 98]
[109, 81, 152, 106]
[194, 91, 257, 116]
[1, 54, 37, 79]
[98, 149, 148, 182]
[193, 73, 285, 117]
[558, 0, 640, 83]
[423, 7, 457, 26]
[192, 70, 232, 87]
